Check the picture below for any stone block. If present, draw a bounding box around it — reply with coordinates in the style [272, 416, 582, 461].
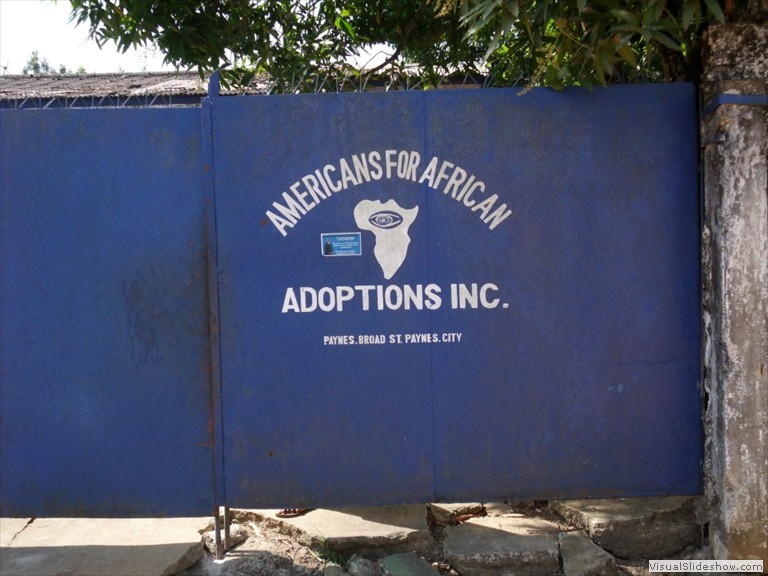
[347, 554, 380, 576]
[235, 506, 435, 558]
[323, 563, 348, 576]
[551, 497, 702, 559]
[443, 516, 560, 576]
[559, 530, 619, 576]
[380, 552, 439, 575]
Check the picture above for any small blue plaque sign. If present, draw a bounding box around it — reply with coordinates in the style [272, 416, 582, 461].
[321, 232, 362, 257]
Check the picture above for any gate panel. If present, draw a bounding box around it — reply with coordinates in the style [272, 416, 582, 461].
[210, 85, 701, 507]
[0, 109, 214, 516]
[425, 85, 701, 499]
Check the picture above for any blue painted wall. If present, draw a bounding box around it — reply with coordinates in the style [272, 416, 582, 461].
[0, 85, 701, 515]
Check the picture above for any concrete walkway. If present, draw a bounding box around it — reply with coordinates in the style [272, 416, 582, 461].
[0, 497, 705, 576]
[0, 517, 210, 576]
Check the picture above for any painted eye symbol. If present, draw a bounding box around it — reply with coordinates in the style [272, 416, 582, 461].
[368, 210, 403, 229]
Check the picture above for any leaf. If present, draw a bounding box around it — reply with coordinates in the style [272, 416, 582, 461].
[609, 9, 639, 27]
[483, 27, 504, 59]
[682, 0, 698, 29]
[592, 54, 606, 84]
[334, 15, 355, 38]
[616, 43, 637, 67]
[462, 0, 499, 33]
[501, 9, 516, 30]
[544, 65, 565, 90]
[703, 0, 725, 22]
[650, 30, 682, 51]
[505, 0, 519, 20]
[597, 43, 614, 75]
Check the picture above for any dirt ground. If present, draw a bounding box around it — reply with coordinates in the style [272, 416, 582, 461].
[178, 508, 469, 576]
[179, 518, 326, 576]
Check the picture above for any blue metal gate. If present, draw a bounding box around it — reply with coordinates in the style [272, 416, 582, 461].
[207, 84, 701, 508]
[0, 109, 214, 516]
[1, 83, 701, 517]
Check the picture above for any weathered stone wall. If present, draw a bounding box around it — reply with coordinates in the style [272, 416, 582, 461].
[701, 22, 768, 562]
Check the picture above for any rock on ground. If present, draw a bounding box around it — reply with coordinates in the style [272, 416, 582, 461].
[380, 552, 440, 575]
[176, 498, 709, 576]
[550, 497, 702, 559]
[443, 516, 560, 576]
[559, 530, 619, 576]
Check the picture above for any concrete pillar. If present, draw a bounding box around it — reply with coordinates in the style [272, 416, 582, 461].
[701, 23, 768, 562]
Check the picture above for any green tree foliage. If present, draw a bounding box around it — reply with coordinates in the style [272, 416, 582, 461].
[462, 0, 731, 89]
[69, 0, 490, 90]
[68, 0, 744, 90]
[22, 50, 70, 75]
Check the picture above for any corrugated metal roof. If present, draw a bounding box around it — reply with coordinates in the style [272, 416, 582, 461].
[0, 70, 486, 108]
[0, 72, 269, 106]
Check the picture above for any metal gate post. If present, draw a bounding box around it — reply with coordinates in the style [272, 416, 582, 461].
[224, 506, 232, 551]
[212, 505, 232, 559]
[213, 507, 223, 560]
[204, 73, 231, 560]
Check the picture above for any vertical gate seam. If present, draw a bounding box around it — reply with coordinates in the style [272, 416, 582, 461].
[202, 93, 227, 512]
